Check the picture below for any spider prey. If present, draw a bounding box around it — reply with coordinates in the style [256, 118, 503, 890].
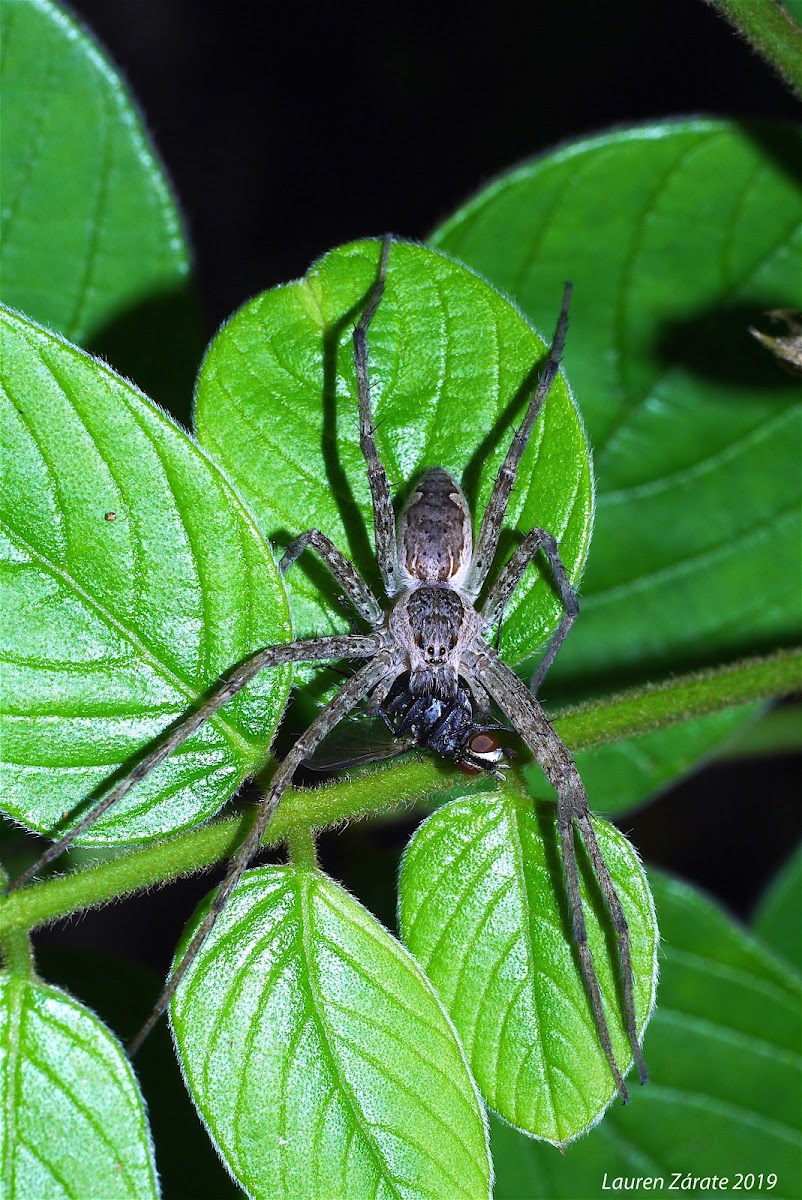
[9, 236, 647, 1097]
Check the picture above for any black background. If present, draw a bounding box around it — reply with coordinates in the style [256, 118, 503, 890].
[40, 0, 800, 973]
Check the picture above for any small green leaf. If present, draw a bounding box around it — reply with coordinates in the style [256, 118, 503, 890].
[753, 844, 802, 973]
[490, 872, 802, 1199]
[433, 120, 802, 801]
[398, 793, 658, 1146]
[0, 307, 292, 843]
[195, 239, 593, 667]
[171, 865, 492, 1200]
[0, 0, 200, 407]
[0, 972, 159, 1199]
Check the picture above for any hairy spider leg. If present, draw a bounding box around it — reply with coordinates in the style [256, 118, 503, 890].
[279, 236, 398, 615]
[353, 235, 402, 597]
[128, 648, 399, 1053]
[280, 528, 383, 627]
[481, 527, 579, 695]
[465, 283, 577, 693]
[5, 634, 380, 895]
[474, 648, 648, 1098]
[465, 282, 572, 601]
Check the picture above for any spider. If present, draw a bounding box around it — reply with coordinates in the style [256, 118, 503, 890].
[8, 236, 647, 1098]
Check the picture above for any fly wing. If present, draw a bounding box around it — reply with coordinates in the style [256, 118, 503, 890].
[303, 714, 416, 773]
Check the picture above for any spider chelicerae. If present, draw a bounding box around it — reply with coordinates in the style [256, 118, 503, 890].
[10, 235, 647, 1098]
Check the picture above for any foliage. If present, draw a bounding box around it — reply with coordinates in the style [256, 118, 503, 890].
[491, 872, 801, 1198]
[0, 2, 799, 1197]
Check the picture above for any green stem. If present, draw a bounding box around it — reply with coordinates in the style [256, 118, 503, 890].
[552, 646, 801, 748]
[284, 824, 319, 869]
[0, 760, 494, 935]
[0, 867, 34, 977]
[2, 645, 799, 937]
[703, 0, 802, 97]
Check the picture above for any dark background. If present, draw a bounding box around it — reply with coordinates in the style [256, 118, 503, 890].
[68, 0, 800, 332]
[39, 0, 799, 971]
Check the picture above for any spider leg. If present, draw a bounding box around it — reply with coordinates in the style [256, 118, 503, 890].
[354, 235, 401, 597]
[474, 647, 645, 1101]
[465, 283, 572, 599]
[280, 529, 383, 626]
[572, 806, 648, 1086]
[365, 660, 405, 713]
[128, 648, 399, 1053]
[5, 633, 381, 894]
[480, 527, 578, 695]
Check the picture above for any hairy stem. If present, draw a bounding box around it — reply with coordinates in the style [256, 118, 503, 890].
[1, 645, 798, 936]
[0, 867, 34, 977]
[702, 0, 802, 97]
[552, 646, 801, 748]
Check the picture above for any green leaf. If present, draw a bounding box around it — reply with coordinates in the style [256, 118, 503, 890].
[398, 793, 658, 1146]
[170, 865, 492, 1200]
[433, 120, 802, 802]
[0, 0, 201, 411]
[0, 972, 159, 1199]
[195, 238, 593, 668]
[490, 872, 802, 1200]
[38, 946, 242, 1200]
[0, 307, 292, 843]
[753, 844, 802, 973]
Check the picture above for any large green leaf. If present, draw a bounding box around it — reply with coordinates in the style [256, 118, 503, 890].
[170, 865, 492, 1200]
[433, 120, 802, 806]
[0, 0, 201, 410]
[753, 843, 802, 973]
[398, 793, 658, 1146]
[490, 871, 802, 1199]
[0, 307, 292, 843]
[0, 971, 159, 1199]
[195, 239, 593, 668]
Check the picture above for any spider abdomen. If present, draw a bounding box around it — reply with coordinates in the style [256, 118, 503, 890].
[397, 468, 473, 584]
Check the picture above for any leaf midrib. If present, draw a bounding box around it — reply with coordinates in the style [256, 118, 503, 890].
[301, 873, 486, 1199]
[507, 797, 562, 1139]
[297, 874, 408, 1199]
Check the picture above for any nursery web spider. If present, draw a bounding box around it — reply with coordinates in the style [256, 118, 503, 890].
[9, 236, 647, 1097]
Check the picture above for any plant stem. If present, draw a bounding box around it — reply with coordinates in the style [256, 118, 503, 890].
[1, 645, 799, 936]
[285, 825, 319, 869]
[703, 0, 802, 97]
[552, 646, 801, 748]
[0, 760, 494, 936]
[0, 867, 34, 977]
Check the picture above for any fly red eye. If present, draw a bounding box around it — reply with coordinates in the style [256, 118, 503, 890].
[469, 732, 498, 755]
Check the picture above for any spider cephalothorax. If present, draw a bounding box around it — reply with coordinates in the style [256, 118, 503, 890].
[10, 235, 645, 1100]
